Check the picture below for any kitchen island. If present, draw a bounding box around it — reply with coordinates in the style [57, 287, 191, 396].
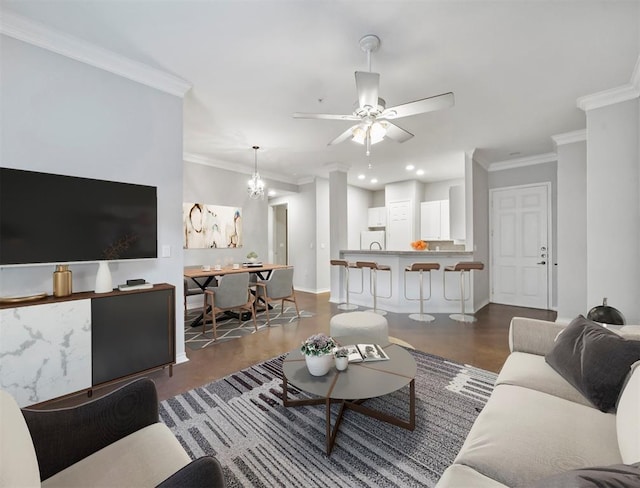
[335, 249, 476, 314]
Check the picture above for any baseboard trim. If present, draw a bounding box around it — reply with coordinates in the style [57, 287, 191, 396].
[175, 352, 189, 364]
[296, 287, 330, 294]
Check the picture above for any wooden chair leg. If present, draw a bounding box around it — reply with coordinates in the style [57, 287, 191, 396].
[212, 311, 217, 341]
[264, 299, 271, 326]
[250, 304, 257, 332]
[202, 294, 208, 335]
[291, 291, 300, 317]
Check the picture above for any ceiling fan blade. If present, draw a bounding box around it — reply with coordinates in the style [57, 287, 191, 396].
[383, 121, 414, 143]
[355, 71, 380, 110]
[328, 125, 358, 146]
[292, 112, 360, 121]
[381, 92, 454, 119]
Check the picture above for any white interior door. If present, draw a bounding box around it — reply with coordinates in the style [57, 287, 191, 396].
[491, 184, 550, 309]
[387, 200, 412, 251]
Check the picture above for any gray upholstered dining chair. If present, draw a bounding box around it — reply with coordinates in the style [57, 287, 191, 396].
[254, 267, 300, 325]
[202, 272, 256, 339]
[184, 277, 206, 314]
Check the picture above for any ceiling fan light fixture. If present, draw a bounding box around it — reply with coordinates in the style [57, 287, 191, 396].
[351, 121, 386, 145]
[247, 145, 265, 200]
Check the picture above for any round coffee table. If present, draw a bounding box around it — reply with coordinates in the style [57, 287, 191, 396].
[282, 335, 417, 455]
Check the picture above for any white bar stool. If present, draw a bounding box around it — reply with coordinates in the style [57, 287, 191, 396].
[356, 261, 392, 316]
[330, 259, 359, 311]
[404, 262, 440, 322]
[443, 261, 484, 322]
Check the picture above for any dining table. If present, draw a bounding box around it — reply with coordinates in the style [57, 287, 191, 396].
[184, 263, 288, 327]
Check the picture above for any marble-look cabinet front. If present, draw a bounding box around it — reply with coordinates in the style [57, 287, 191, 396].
[0, 300, 92, 407]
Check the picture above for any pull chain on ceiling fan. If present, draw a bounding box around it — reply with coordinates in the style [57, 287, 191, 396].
[293, 34, 455, 156]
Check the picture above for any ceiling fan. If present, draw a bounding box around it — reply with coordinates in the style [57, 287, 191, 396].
[293, 35, 454, 156]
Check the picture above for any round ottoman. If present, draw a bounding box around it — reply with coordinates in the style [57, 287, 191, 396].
[330, 311, 389, 344]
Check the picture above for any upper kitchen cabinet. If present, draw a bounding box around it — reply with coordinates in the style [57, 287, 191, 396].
[368, 206, 387, 228]
[420, 200, 450, 240]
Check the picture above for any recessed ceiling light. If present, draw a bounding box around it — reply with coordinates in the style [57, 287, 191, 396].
[358, 174, 365, 180]
[405, 164, 415, 171]
[416, 169, 425, 176]
[371, 178, 378, 184]
[268, 190, 276, 196]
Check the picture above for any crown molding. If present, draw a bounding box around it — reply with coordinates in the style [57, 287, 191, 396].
[324, 163, 351, 173]
[296, 176, 316, 186]
[551, 129, 586, 146]
[488, 152, 557, 172]
[183, 152, 299, 185]
[1, 10, 191, 97]
[577, 83, 639, 111]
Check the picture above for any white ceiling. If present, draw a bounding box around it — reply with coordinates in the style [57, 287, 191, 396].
[3, 1, 639, 190]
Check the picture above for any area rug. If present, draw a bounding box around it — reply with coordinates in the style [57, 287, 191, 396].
[159, 349, 497, 487]
[184, 306, 314, 350]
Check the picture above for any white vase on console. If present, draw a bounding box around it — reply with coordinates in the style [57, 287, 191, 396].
[94, 261, 113, 293]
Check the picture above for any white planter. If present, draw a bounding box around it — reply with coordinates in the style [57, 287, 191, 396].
[335, 356, 349, 371]
[94, 261, 113, 294]
[304, 353, 333, 376]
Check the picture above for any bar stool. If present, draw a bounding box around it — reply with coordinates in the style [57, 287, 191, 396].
[443, 261, 484, 322]
[356, 261, 392, 316]
[404, 262, 440, 322]
[330, 259, 359, 311]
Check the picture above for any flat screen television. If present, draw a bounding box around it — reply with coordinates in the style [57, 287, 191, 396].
[0, 168, 158, 265]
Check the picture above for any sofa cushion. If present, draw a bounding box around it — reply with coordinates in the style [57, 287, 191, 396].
[0, 390, 40, 488]
[617, 361, 640, 464]
[41, 423, 191, 488]
[545, 315, 640, 412]
[454, 384, 622, 487]
[435, 464, 509, 488]
[524, 462, 640, 487]
[496, 351, 593, 407]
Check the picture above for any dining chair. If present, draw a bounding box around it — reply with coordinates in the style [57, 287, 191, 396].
[184, 277, 205, 314]
[202, 272, 256, 339]
[254, 267, 300, 325]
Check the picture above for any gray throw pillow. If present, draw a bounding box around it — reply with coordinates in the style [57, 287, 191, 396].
[526, 463, 640, 488]
[545, 315, 640, 412]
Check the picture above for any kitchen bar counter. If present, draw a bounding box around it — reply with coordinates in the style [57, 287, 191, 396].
[335, 249, 477, 314]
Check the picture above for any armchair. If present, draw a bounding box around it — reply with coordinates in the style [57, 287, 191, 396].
[0, 378, 225, 487]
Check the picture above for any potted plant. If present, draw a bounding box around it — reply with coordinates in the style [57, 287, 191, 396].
[246, 251, 258, 263]
[301, 333, 337, 376]
[334, 346, 349, 371]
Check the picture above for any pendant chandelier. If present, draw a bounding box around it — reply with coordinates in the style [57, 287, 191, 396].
[247, 145, 265, 200]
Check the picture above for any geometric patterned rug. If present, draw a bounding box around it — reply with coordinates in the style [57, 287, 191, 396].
[184, 306, 314, 351]
[160, 349, 497, 487]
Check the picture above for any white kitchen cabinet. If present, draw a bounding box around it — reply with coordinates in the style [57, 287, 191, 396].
[367, 206, 387, 227]
[420, 200, 450, 240]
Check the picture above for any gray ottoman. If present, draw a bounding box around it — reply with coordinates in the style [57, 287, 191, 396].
[330, 311, 389, 344]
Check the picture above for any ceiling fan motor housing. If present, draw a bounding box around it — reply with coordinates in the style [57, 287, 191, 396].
[353, 98, 386, 117]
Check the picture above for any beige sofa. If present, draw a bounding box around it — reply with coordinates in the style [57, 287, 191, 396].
[436, 317, 640, 487]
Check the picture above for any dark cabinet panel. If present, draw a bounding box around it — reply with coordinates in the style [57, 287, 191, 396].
[92, 286, 175, 385]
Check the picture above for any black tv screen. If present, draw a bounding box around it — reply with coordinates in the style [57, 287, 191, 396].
[0, 168, 158, 265]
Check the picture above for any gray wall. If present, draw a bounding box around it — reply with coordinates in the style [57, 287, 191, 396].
[556, 141, 587, 322]
[489, 161, 558, 309]
[347, 185, 373, 249]
[585, 98, 640, 323]
[472, 160, 491, 309]
[0, 36, 187, 358]
[423, 178, 465, 201]
[183, 161, 268, 267]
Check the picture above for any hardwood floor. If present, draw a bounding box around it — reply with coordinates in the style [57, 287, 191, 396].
[148, 292, 556, 402]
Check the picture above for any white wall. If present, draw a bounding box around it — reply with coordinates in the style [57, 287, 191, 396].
[315, 178, 330, 292]
[372, 190, 385, 207]
[347, 185, 372, 249]
[0, 36, 187, 358]
[183, 161, 268, 267]
[423, 178, 465, 201]
[556, 140, 587, 322]
[585, 98, 640, 323]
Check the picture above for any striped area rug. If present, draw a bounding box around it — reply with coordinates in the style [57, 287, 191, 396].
[160, 349, 497, 487]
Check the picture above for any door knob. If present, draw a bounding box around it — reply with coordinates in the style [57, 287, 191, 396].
[537, 261, 546, 265]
